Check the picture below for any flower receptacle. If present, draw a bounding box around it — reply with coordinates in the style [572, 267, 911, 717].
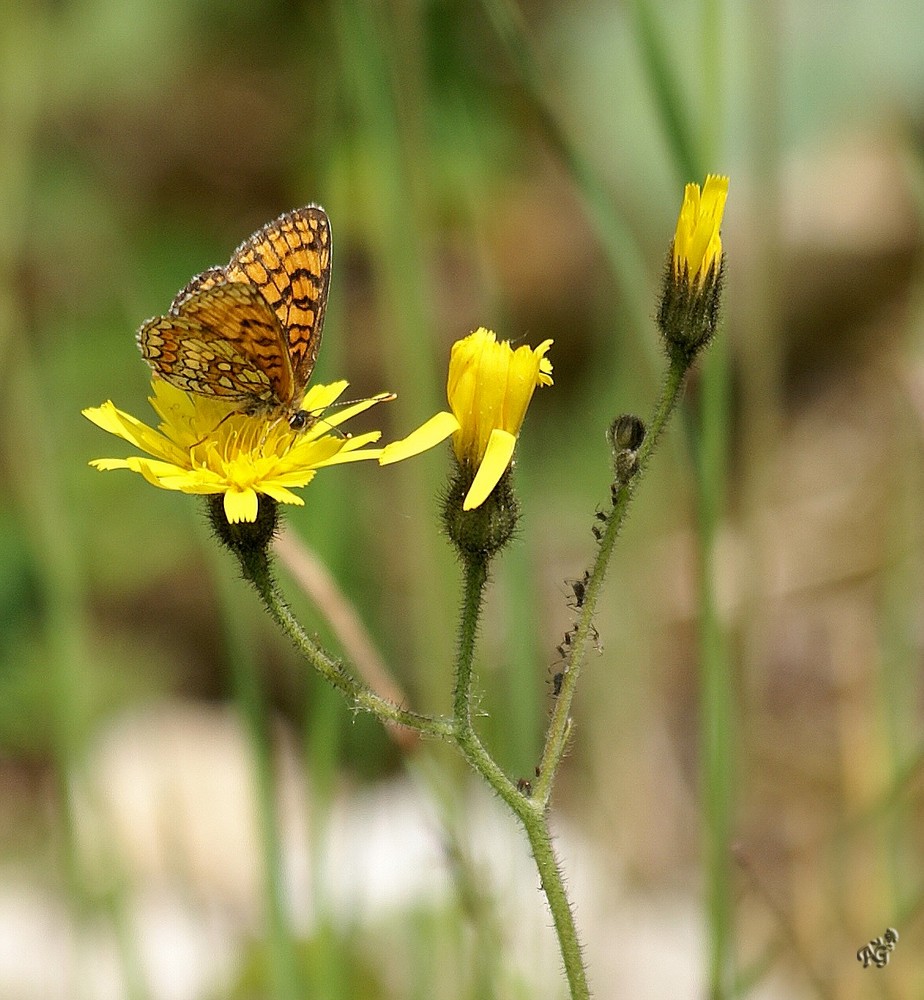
[207, 493, 279, 566]
[442, 461, 519, 560]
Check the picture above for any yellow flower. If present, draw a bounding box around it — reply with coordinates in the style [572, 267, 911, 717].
[84, 379, 394, 524]
[380, 328, 553, 510]
[671, 174, 729, 287]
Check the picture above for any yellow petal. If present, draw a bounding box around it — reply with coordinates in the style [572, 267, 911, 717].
[224, 487, 259, 523]
[379, 411, 461, 465]
[502, 341, 552, 437]
[83, 402, 186, 465]
[280, 430, 381, 470]
[90, 455, 192, 489]
[89, 458, 133, 472]
[315, 448, 383, 465]
[126, 457, 198, 491]
[301, 380, 350, 412]
[316, 393, 395, 431]
[537, 341, 554, 384]
[337, 431, 383, 452]
[261, 484, 307, 506]
[672, 175, 729, 284]
[267, 470, 318, 489]
[463, 428, 516, 510]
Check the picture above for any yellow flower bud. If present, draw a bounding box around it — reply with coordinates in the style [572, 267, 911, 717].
[380, 327, 553, 511]
[447, 328, 553, 509]
[659, 175, 729, 361]
[671, 174, 728, 288]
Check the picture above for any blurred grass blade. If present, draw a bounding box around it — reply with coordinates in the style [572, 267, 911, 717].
[479, 0, 655, 364]
[626, 0, 701, 183]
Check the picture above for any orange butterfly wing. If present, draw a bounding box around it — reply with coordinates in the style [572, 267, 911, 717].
[141, 206, 331, 415]
[225, 206, 331, 392]
[138, 282, 294, 408]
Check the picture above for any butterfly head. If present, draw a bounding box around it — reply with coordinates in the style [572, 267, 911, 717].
[288, 408, 314, 432]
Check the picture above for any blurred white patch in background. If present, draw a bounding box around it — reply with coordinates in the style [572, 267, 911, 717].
[0, 702, 796, 999]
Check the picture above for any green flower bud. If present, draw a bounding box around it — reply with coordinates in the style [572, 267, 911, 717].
[442, 460, 519, 560]
[658, 175, 729, 363]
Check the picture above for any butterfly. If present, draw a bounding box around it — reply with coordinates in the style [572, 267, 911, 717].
[138, 205, 331, 431]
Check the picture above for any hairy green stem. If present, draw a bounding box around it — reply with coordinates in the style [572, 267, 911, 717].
[450, 552, 526, 815]
[535, 355, 690, 807]
[240, 547, 453, 740]
[519, 812, 589, 1000]
[455, 747, 589, 1000]
[453, 554, 488, 726]
[233, 346, 690, 1000]
[242, 534, 591, 995]
[452, 549, 590, 999]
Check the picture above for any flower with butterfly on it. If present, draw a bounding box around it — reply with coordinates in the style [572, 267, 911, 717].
[84, 379, 395, 523]
[85, 205, 409, 523]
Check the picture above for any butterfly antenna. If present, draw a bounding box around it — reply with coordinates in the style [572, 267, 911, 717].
[292, 392, 397, 439]
[189, 409, 239, 449]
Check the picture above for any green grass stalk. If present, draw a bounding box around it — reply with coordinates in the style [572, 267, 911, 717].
[331, 0, 451, 710]
[479, 0, 655, 367]
[627, 0, 700, 182]
[3, 9, 147, 996]
[628, 0, 734, 989]
[302, 684, 347, 997]
[214, 565, 301, 1000]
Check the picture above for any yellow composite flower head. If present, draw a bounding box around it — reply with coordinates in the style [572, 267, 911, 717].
[380, 328, 553, 510]
[671, 174, 729, 287]
[83, 379, 394, 524]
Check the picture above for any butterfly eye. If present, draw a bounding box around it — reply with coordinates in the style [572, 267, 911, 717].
[288, 410, 311, 431]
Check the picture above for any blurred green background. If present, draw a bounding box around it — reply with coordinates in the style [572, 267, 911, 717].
[3, 0, 924, 997]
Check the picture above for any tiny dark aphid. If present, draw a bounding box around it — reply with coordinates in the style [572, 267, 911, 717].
[570, 571, 590, 608]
